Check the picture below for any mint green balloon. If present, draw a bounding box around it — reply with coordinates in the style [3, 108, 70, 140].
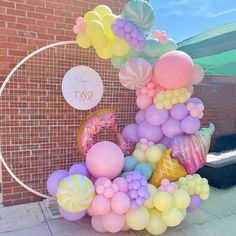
[159, 38, 177, 56]
[144, 39, 161, 58]
[126, 48, 141, 60]
[111, 55, 126, 69]
[144, 56, 159, 66]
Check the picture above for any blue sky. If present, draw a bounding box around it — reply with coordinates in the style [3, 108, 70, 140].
[149, 0, 236, 42]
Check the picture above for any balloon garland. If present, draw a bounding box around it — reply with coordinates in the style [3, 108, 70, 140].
[47, 1, 215, 235]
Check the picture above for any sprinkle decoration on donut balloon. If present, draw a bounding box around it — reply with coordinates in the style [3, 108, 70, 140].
[47, 1, 215, 235]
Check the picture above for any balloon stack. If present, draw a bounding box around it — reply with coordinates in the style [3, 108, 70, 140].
[46, 1, 215, 235]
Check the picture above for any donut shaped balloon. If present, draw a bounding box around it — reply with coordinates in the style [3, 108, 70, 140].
[77, 109, 135, 156]
[119, 58, 152, 90]
[56, 174, 95, 213]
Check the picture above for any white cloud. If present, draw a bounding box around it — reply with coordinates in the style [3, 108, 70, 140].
[206, 8, 236, 17]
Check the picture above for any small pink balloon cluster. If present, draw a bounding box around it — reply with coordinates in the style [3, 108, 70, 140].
[126, 171, 150, 209]
[112, 18, 145, 51]
[73, 17, 86, 34]
[158, 179, 178, 194]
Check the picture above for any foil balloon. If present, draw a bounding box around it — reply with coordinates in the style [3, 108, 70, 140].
[77, 109, 134, 156]
[170, 123, 215, 174]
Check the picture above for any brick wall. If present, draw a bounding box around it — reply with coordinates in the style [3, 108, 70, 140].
[0, 0, 236, 206]
[0, 0, 129, 206]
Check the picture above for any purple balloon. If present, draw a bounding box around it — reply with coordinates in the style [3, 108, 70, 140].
[124, 22, 133, 33]
[188, 98, 203, 105]
[138, 121, 163, 143]
[59, 206, 86, 221]
[47, 170, 68, 197]
[146, 105, 169, 126]
[187, 194, 202, 213]
[181, 116, 200, 134]
[69, 163, 90, 177]
[117, 28, 125, 37]
[124, 33, 132, 41]
[159, 136, 171, 147]
[116, 18, 126, 27]
[161, 117, 183, 138]
[170, 104, 189, 120]
[122, 123, 139, 142]
[111, 23, 118, 33]
[135, 110, 146, 123]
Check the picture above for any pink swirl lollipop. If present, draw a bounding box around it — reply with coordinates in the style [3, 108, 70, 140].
[119, 58, 152, 90]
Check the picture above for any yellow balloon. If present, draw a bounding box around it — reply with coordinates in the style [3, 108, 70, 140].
[92, 34, 108, 50]
[112, 36, 130, 57]
[173, 189, 190, 210]
[161, 207, 183, 227]
[56, 174, 95, 213]
[146, 209, 167, 235]
[144, 184, 157, 209]
[126, 206, 150, 231]
[86, 20, 104, 39]
[76, 32, 91, 48]
[94, 5, 112, 17]
[84, 11, 101, 22]
[132, 148, 146, 162]
[145, 145, 163, 163]
[181, 209, 187, 220]
[153, 192, 173, 212]
[102, 14, 117, 37]
[96, 43, 113, 59]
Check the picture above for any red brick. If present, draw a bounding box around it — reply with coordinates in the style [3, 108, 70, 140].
[7, 22, 27, 30]
[0, 15, 16, 22]
[0, 6, 6, 14]
[0, 1, 15, 8]
[37, 33, 55, 40]
[25, 0, 45, 7]
[8, 49, 27, 56]
[17, 16, 36, 25]
[7, 8, 26, 17]
[27, 11, 45, 20]
[16, 3, 35, 11]
[36, 6, 54, 14]
[8, 36, 27, 44]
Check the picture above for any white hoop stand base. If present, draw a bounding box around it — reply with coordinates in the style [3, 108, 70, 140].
[0, 41, 76, 199]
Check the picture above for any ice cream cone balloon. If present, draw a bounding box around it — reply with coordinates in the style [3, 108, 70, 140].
[170, 123, 215, 174]
[150, 149, 187, 187]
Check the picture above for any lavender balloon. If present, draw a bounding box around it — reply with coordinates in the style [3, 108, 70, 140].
[161, 117, 183, 138]
[146, 105, 169, 126]
[135, 110, 146, 123]
[170, 104, 189, 120]
[159, 136, 171, 147]
[69, 163, 90, 177]
[47, 170, 68, 197]
[138, 121, 163, 143]
[123, 123, 139, 142]
[59, 206, 86, 221]
[181, 116, 200, 134]
[187, 194, 202, 213]
[126, 171, 149, 210]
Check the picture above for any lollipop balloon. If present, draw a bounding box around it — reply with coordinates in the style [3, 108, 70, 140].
[170, 123, 215, 174]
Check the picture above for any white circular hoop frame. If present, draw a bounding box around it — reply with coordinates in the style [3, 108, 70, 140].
[0, 41, 76, 199]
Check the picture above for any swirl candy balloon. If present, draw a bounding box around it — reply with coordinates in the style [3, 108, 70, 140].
[56, 174, 95, 213]
[121, 0, 155, 32]
[119, 58, 152, 90]
[170, 123, 215, 174]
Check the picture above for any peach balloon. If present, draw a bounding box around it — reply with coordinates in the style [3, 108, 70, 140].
[91, 216, 107, 233]
[154, 51, 193, 89]
[91, 195, 111, 215]
[86, 141, 124, 179]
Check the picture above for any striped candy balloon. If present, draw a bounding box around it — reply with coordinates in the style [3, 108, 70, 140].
[121, 0, 155, 32]
[56, 174, 95, 213]
[119, 58, 152, 90]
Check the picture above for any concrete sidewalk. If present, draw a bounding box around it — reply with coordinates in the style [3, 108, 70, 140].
[0, 186, 236, 236]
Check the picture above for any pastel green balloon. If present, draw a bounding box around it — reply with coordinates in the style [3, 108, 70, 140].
[144, 39, 161, 58]
[159, 38, 177, 56]
[111, 55, 126, 69]
[126, 49, 141, 60]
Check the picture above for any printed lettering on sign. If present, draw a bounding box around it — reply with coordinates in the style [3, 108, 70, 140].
[62, 66, 103, 110]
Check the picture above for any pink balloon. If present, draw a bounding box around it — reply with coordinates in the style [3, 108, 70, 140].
[122, 222, 130, 231]
[94, 177, 112, 188]
[181, 116, 200, 134]
[138, 121, 163, 143]
[122, 123, 139, 142]
[87, 204, 99, 217]
[192, 64, 204, 85]
[91, 216, 107, 233]
[154, 51, 193, 89]
[111, 192, 130, 214]
[113, 177, 128, 192]
[92, 195, 111, 216]
[101, 212, 125, 233]
[145, 104, 169, 126]
[86, 141, 124, 179]
[136, 94, 153, 110]
[161, 117, 183, 138]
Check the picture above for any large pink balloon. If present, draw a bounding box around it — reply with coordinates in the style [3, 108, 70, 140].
[146, 104, 169, 126]
[86, 141, 124, 179]
[111, 192, 130, 214]
[154, 51, 193, 89]
[138, 121, 163, 143]
[101, 212, 125, 233]
[136, 94, 153, 110]
[91, 216, 107, 233]
[161, 117, 183, 138]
